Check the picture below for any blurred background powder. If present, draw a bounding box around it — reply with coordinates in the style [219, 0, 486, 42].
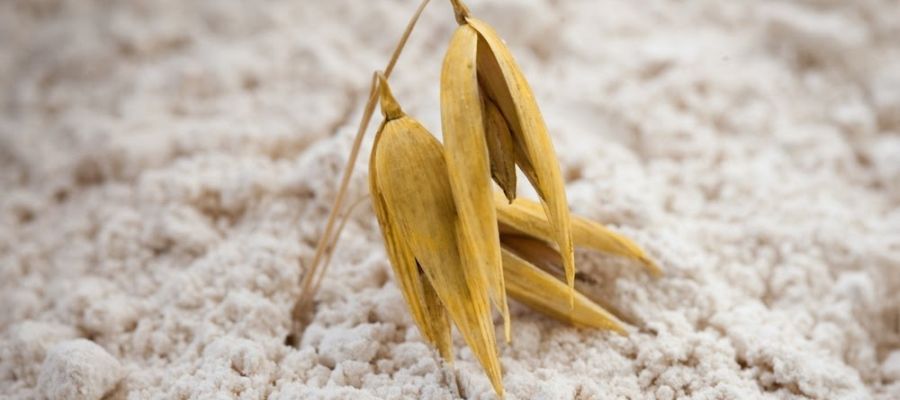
[1, 0, 899, 399]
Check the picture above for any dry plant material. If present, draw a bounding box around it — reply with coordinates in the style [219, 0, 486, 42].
[495, 192, 663, 277]
[295, 1, 662, 398]
[497, 198, 663, 331]
[369, 77, 658, 397]
[501, 245, 627, 332]
[291, 0, 432, 332]
[442, 0, 576, 318]
[369, 76, 503, 395]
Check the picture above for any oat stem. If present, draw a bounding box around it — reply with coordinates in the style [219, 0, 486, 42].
[292, 0, 432, 328]
[309, 195, 370, 302]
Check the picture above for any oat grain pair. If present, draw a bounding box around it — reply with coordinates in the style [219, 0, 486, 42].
[370, 75, 657, 397]
[306, 0, 660, 397]
[367, 2, 660, 396]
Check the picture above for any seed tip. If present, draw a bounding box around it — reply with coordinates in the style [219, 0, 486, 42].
[449, 0, 470, 25]
[376, 72, 404, 120]
[640, 255, 663, 277]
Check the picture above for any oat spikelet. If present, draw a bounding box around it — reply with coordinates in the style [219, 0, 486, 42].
[370, 75, 503, 396]
[501, 233, 636, 327]
[502, 247, 626, 332]
[442, 21, 511, 340]
[370, 81, 452, 360]
[495, 192, 662, 276]
[445, 0, 576, 307]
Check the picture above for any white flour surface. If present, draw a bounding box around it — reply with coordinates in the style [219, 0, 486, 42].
[1, 1, 899, 399]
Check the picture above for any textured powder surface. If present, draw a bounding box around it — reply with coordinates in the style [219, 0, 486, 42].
[1, 0, 899, 399]
[37, 339, 123, 400]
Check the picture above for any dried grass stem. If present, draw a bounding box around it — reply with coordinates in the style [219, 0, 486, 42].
[291, 0, 432, 334]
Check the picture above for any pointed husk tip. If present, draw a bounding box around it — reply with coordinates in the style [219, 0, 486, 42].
[449, 0, 471, 25]
[377, 72, 404, 120]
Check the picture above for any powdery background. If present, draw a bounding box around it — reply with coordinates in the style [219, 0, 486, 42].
[2, 0, 899, 399]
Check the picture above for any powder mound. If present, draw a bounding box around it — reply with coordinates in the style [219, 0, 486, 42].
[884, 351, 900, 382]
[1, 0, 899, 398]
[36, 339, 123, 400]
[1, 321, 80, 388]
[167, 336, 278, 399]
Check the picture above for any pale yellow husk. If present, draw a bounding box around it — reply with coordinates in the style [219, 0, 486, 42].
[369, 106, 452, 361]
[443, 1, 576, 306]
[442, 23, 511, 341]
[370, 75, 503, 396]
[495, 192, 662, 276]
[500, 234, 636, 327]
[502, 247, 626, 332]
